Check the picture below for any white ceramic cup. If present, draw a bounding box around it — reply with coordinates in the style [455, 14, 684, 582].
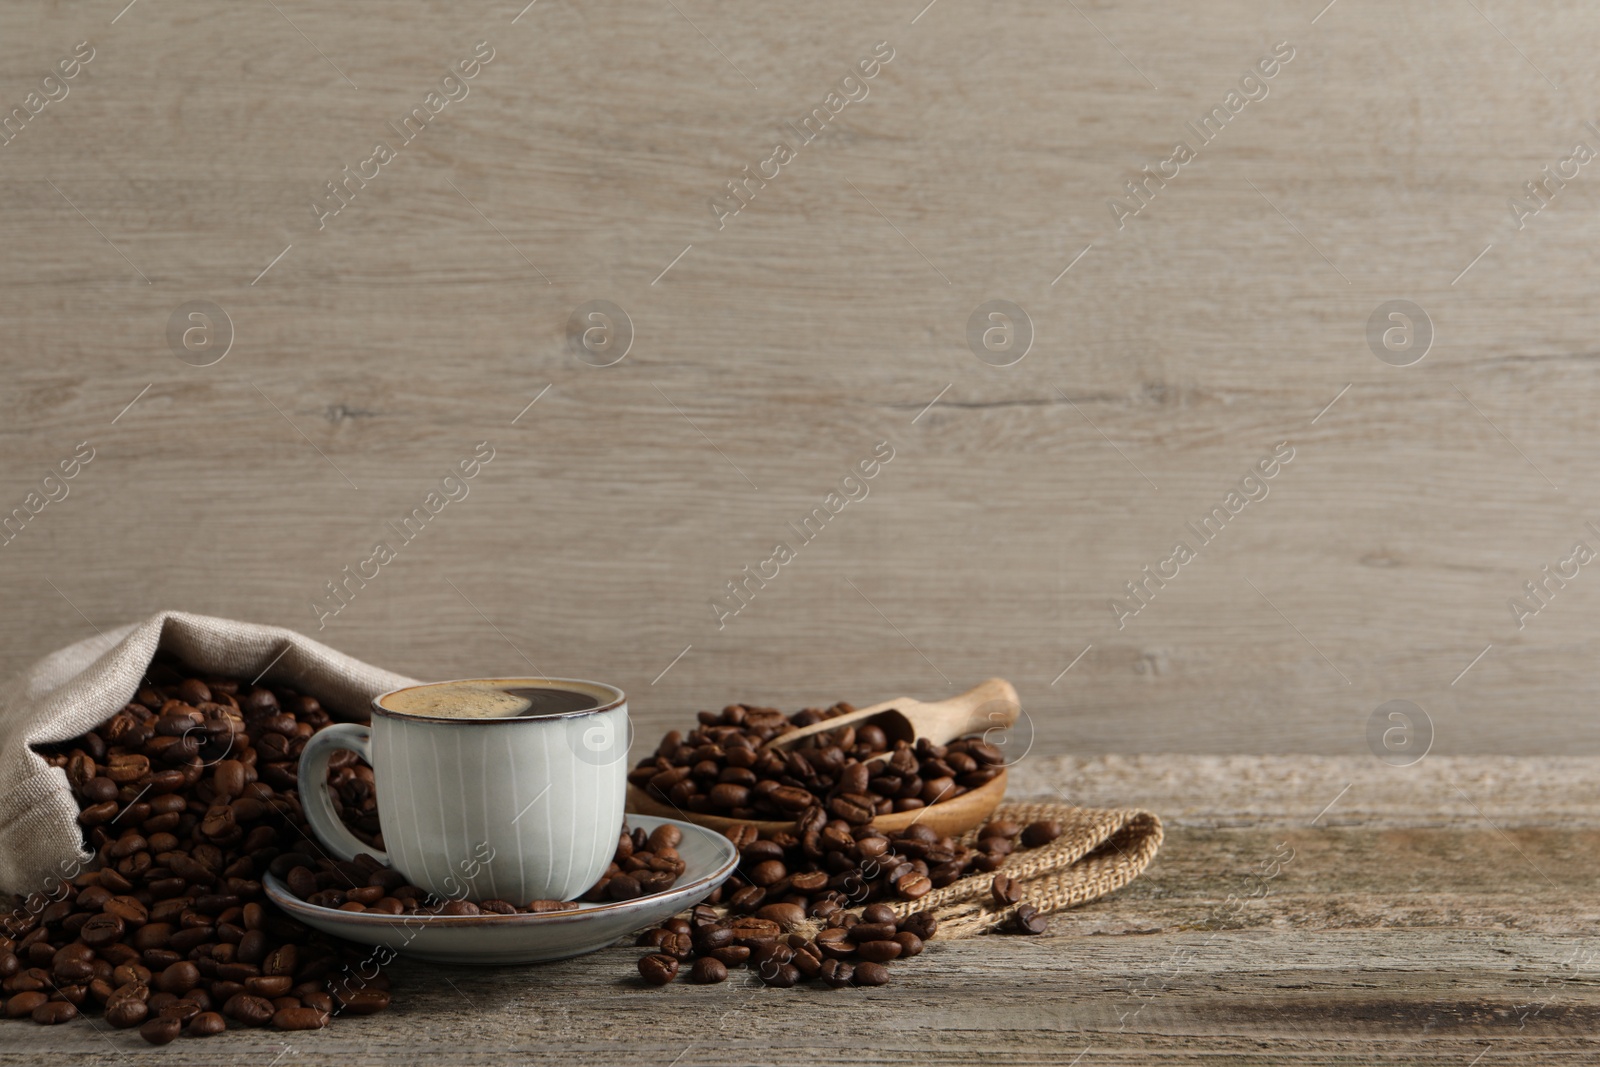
[297, 677, 628, 904]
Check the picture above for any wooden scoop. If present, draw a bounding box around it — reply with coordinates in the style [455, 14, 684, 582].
[625, 679, 1021, 837]
[762, 677, 1021, 753]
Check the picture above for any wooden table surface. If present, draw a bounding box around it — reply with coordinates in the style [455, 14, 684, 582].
[5, 755, 1595, 1065]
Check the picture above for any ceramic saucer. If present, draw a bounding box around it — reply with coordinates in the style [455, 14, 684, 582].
[262, 814, 737, 965]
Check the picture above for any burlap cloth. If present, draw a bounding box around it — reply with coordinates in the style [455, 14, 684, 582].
[894, 801, 1162, 937]
[713, 802, 1163, 940]
[0, 612, 416, 897]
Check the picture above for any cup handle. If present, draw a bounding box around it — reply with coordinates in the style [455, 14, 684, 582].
[296, 723, 389, 866]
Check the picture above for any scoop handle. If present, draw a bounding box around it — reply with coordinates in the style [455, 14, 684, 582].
[921, 677, 1021, 744]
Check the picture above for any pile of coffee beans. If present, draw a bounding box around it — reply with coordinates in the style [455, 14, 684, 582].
[634, 811, 1060, 988]
[3, 658, 391, 1043]
[275, 823, 685, 915]
[628, 702, 1007, 821]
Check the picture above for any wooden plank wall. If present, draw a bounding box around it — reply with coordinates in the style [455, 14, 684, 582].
[2, 0, 1597, 757]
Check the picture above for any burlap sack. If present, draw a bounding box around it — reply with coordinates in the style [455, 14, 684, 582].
[0, 611, 416, 897]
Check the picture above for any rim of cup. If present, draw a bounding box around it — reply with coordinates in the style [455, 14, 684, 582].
[371, 677, 626, 724]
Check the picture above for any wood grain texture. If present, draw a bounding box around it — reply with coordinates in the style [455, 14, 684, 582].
[5, 757, 1600, 1064]
[1, 3, 1598, 759]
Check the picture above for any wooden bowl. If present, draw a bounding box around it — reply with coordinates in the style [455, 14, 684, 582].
[625, 768, 1008, 839]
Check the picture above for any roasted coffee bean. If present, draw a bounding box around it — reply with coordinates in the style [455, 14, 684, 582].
[155, 962, 200, 995]
[32, 1000, 79, 1025]
[606, 875, 643, 901]
[525, 900, 578, 914]
[729, 917, 781, 941]
[899, 910, 938, 941]
[111, 965, 150, 988]
[52, 957, 94, 983]
[896, 872, 933, 899]
[103, 896, 149, 925]
[748, 941, 793, 968]
[139, 1016, 182, 1045]
[855, 939, 902, 963]
[648, 825, 682, 851]
[104, 997, 148, 1028]
[728, 885, 766, 911]
[859, 903, 896, 925]
[188, 1010, 226, 1036]
[791, 941, 824, 978]
[754, 903, 806, 931]
[143, 950, 182, 971]
[79, 912, 125, 948]
[787, 870, 829, 892]
[215, 963, 260, 983]
[1012, 903, 1048, 935]
[658, 933, 694, 961]
[273, 1007, 329, 1030]
[829, 795, 875, 823]
[5, 992, 48, 1019]
[334, 990, 390, 1015]
[819, 958, 854, 987]
[285, 867, 318, 899]
[747, 860, 787, 887]
[691, 924, 735, 953]
[850, 922, 897, 944]
[689, 958, 727, 984]
[262, 945, 297, 978]
[851, 960, 891, 986]
[223, 993, 275, 1026]
[708, 945, 750, 967]
[1020, 820, 1062, 848]
[637, 954, 679, 986]
[992, 873, 1023, 906]
[760, 961, 800, 988]
[892, 930, 924, 957]
[79, 802, 119, 828]
[245, 976, 293, 998]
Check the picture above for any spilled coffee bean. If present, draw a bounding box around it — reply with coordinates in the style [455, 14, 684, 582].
[991, 873, 1023, 906]
[1011, 903, 1048, 935]
[637, 954, 679, 985]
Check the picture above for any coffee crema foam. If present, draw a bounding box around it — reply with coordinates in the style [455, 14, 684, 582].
[381, 681, 600, 719]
